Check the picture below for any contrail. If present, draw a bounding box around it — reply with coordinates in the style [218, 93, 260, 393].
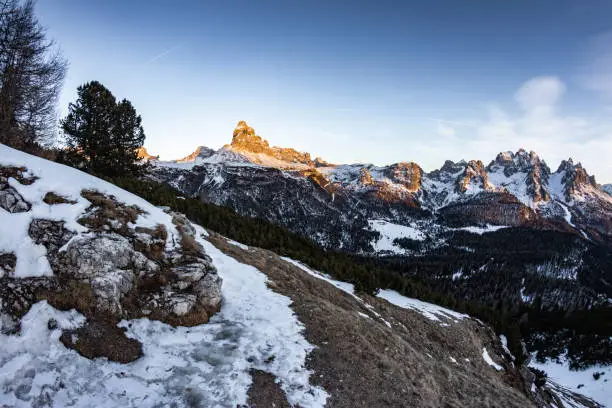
[146, 43, 182, 65]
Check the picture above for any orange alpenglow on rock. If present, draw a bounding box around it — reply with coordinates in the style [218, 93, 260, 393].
[228, 120, 329, 168]
[136, 147, 158, 161]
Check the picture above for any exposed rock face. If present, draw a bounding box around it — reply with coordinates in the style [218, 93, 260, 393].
[59, 233, 153, 315]
[0, 253, 16, 276]
[177, 146, 215, 163]
[28, 219, 75, 263]
[385, 162, 422, 192]
[488, 150, 551, 203]
[229, 121, 320, 167]
[0, 276, 57, 334]
[1, 166, 222, 363]
[557, 159, 598, 199]
[456, 160, 491, 193]
[136, 146, 158, 161]
[30, 193, 223, 326]
[0, 186, 30, 213]
[358, 167, 374, 185]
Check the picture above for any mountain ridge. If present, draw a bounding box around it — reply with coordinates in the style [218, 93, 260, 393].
[148, 122, 611, 241]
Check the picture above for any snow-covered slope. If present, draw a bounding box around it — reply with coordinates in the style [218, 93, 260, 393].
[0, 144, 327, 407]
[530, 356, 612, 408]
[0, 144, 181, 278]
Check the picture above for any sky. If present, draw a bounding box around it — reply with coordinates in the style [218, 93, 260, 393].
[37, 0, 612, 182]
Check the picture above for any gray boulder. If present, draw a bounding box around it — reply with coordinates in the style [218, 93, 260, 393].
[0, 186, 30, 213]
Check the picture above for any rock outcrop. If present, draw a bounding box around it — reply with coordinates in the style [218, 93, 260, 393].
[0, 166, 32, 213]
[136, 146, 158, 161]
[177, 146, 215, 163]
[456, 160, 491, 193]
[229, 121, 323, 167]
[1, 162, 222, 363]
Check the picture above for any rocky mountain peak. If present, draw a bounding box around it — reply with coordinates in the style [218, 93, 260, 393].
[456, 160, 491, 193]
[385, 162, 422, 192]
[177, 146, 215, 163]
[231, 121, 269, 153]
[557, 158, 598, 198]
[228, 121, 325, 168]
[487, 150, 550, 203]
[136, 147, 158, 161]
[489, 149, 548, 176]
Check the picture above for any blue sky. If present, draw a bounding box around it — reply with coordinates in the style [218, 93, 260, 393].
[38, 0, 612, 181]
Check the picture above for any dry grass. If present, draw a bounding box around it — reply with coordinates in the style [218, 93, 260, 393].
[134, 224, 168, 261]
[43, 280, 98, 318]
[79, 189, 143, 232]
[0, 165, 38, 185]
[43, 191, 77, 205]
[179, 232, 202, 256]
[153, 306, 211, 327]
[59, 319, 143, 364]
[247, 370, 291, 408]
[208, 234, 536, 408]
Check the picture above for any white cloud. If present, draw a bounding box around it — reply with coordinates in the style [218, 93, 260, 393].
[436, 122, 456, 137]
[583, 31, 612, 97]
[439, 77, 612, 182]
[514, 76, 565, 111]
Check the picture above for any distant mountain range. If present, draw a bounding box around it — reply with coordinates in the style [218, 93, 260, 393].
[146, 121, 612, 245]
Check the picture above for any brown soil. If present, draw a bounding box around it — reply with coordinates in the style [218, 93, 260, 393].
[247, 370, 291, 408]
[207, 233, 536, 408]
[43, 191, 77, 205]
[59, 319, 143, 364]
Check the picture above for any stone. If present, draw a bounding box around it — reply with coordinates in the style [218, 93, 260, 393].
[0, 186, 30, 213]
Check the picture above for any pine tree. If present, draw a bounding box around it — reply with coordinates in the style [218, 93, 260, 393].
[61, 81, 146, 176]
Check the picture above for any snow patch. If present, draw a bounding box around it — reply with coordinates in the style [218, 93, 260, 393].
[482, 348, 504, 371]
[454, 224, 509, 235]
[530, 355, 611, 408]
[367, 219, 425, 254]
[377, 289, 468, 324]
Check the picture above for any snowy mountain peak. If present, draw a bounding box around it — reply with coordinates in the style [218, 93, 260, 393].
[486, 150, 551, 204]
[176, 146, 215, 163]
[556, 159, 599, 200]
[227, 121, 322, 169]
[456, 160, 492, 193]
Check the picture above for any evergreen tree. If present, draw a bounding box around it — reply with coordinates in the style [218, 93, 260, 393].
[61, 81, 146, 176]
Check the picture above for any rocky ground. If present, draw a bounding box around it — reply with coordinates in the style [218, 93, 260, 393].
[207, 234, 600, 408]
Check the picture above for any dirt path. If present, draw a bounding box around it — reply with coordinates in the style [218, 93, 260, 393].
[208, 234, 535, 408]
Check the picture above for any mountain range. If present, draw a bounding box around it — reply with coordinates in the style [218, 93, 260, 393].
[147, 121, 612, 247]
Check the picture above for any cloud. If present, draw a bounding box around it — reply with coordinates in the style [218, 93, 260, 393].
[514, 76, 565, 111]
[582, 31, 612, 97]
[437, 76, 612, 181]
[436, 122, 456, 137]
